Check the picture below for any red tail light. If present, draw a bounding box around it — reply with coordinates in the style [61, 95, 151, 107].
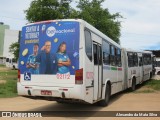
[75, 68, 83, 84]
[18, 69, 20, 82]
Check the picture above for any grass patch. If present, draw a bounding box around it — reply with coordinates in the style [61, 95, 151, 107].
[0, 66, 18, 98]
[0, 64, 5, 67]
[134, 80, 160, 93]
[0, 70, 17, 76]
[0, 80, 17, 98]
[134, 89, 155, 93]
[144, 80, 160, 91]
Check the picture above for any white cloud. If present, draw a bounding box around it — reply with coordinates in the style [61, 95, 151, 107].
[104, 0, 160, 50]
[0, 0, 160, 50]
[0, 0, 32, 30]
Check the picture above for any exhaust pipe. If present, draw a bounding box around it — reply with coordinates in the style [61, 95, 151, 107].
[28, 90, 31, 96]
[62, 92, 65, 98]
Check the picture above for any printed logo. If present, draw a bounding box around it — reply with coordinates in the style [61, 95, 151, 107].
[24, 72, 31, 81]
[46, 26, 56, 37]
[42, 25, 46, 33]
[2, 112, 11, 117]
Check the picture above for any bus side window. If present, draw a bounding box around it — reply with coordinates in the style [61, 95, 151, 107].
[85, 30, 92, 61]
[93, 44, 98, 65]
[110, 45, 115, 66]
[147, 54, 151, 65]
[143, 54, 146, 65]
[143, 54, 151, 65]
[133, 53, 138, 67]
[128, 52, 134, 67]
[114, 47, 117, 65]
[139, 57, 142, 66]
[102, 40, 110, 65]
[9, 59, 11, 63]
[6, 58, 9, 62]
[98, 45, 102, 65]
[117, 49, 122, 67]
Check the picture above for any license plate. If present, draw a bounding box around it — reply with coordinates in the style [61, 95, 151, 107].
[41, 90, 52, 95]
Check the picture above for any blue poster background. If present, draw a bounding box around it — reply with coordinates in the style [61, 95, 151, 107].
[19, 21, 80, 75]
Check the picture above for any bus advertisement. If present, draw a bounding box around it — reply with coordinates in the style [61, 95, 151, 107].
[19, 21, 80, 77]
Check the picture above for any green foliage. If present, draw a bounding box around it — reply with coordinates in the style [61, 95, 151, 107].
[25, 0, 122, 43]
[145, 80, 160, 91]
[0, 80, 17, 98]
[76, 0, 122, 43]
[0, 68, 17, 98]
[9, 42, 20, 61]
[25, 0, 73, 22]
[0, 64, 5, 67]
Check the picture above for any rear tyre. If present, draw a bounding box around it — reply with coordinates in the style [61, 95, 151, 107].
[150, 72, 152, 79]
[56, 100, 64, 104]
[98, 84, 110, 107]
[130, 78, 136, 91]
[13, 65, 15, 70]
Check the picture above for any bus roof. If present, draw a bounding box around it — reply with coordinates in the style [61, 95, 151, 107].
[125, 48, 152, 54]
[25, 19, 121, 49]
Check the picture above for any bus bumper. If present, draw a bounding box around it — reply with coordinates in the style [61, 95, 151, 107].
[17, 83, 84, 100]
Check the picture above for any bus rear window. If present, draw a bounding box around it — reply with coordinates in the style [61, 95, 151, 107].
[19, 21, 80, 75]
[85, 30, 92, 61]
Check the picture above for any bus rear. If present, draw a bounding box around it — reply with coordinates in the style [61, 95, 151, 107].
[17, 20, 85, 102]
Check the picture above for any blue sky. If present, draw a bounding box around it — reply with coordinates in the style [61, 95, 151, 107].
[0, 0, 160, 50]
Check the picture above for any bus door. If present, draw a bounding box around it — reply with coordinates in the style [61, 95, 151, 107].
[138, 55, 143, 83]
[93, 42, 102, 100]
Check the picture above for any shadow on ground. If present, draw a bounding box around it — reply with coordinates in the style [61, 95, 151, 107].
[28, 81, 150, 118]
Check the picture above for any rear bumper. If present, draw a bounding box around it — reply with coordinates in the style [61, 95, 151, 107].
[17, 83, 84, 100]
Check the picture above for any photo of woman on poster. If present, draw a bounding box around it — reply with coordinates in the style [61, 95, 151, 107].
[56, 42, 71, 75]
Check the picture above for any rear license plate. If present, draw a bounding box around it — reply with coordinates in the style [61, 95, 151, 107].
[41, 90, 52, 95]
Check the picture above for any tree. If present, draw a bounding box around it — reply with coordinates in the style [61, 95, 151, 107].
[76, 0, 122, 43]
[9, 42, 20, 61]
[25, 0, 73, 22]
[25, 0, 122, 43]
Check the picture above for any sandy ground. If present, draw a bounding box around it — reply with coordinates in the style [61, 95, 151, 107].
[2, 92, 160, 111]
[0, 91, 160, 120]
[152, 75, 160, 80]
[0, 66, 159, 119]
[0, 80, 6, 84]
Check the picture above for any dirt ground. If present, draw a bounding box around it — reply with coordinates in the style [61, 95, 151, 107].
[0, 65, 160, 119]
[0, 92, 160, 111]
[152, 75, 160, 80]
[0, 91, 160, 120]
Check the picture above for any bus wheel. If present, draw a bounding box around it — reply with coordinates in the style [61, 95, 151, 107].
[131, 78, 136, 91]
[150, 72, 152, 79]
[13, 65, 15, 70]
[98, 84, 110, 107]
[56, 100, 65, 104]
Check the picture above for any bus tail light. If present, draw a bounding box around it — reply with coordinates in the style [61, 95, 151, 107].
[18, 69, 20, 82]
[75, 68, 83, 84]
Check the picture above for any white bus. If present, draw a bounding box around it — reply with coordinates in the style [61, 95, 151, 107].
[6, 57, 18, 69]
[17, 19, 153, 106]
[122, 49, 153, 91]
[155, 58, 160, 75]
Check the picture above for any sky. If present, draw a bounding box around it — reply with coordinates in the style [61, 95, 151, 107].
[0, 0, 160, 50]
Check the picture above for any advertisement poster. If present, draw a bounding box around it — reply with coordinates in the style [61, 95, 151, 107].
[19, 21, 80, 79]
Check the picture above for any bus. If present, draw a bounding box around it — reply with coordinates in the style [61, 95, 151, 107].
[6, 57, 18, 69]
[155, 58, 160, 75]
[122, 49, 153, 91]
[17, 19, 153, 106]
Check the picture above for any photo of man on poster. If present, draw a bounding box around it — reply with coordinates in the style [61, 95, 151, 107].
[36, 41, 57, 74]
